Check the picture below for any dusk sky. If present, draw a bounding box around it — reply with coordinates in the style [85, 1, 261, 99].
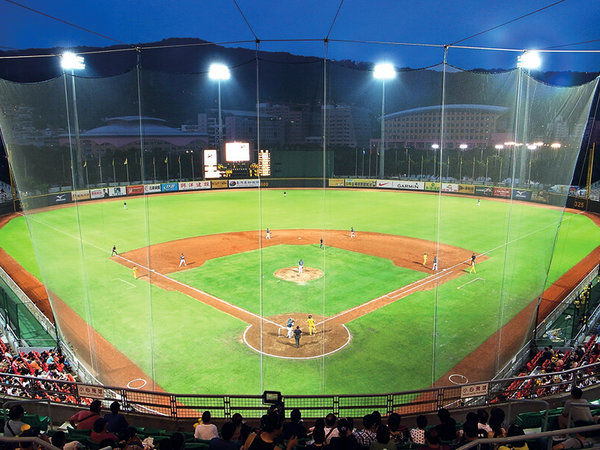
[0, 0, 599, 72]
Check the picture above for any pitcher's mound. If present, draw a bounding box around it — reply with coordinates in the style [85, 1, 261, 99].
[274, 267, 323, 283]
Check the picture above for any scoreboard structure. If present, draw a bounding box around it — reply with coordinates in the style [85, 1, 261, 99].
[258, 150, 271, 176]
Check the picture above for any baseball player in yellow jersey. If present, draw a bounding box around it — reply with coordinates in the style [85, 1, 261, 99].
[132, 266, 137, 279]
[307, 315, 317, 335]
[469, 260, 476, 274]
[423, 252, 428, 267]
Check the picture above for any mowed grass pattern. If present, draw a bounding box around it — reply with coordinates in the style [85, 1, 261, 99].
[0, 189, 598, 394]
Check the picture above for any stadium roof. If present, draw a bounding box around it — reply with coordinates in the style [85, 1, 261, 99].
[79, 116, 207, 137]
[384, 104, 509, 120]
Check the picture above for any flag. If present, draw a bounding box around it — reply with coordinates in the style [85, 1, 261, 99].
[83, 161, 87, 168]
[123, 158, 128, 166]
[164, 156, 168, 164]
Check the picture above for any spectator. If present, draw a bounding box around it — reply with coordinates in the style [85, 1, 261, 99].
[371, 411, 382, 428]
[209, 422, 240, 450]
[123, 427, 144, 450]
[328, 418, 359, 450]
[552, 421, 594, 449]
[433, 408, 457, 442]
[69, 400, 102, 430]
[423, 430, 450, 450]
[477, 409, 492, 434]
[498, 424, 528, 450]
[91, 418, 119, 444]
[387, 413, 407, 444]
[4, 404, 30, 437]
[170, 432, 185, 450]
[195, 411, 219, 440]
[353, 414, 377, 449]
[305, 427, 325, 450]
[488, 408, 507, 439]
[282, 408, 307, 440]
[559, 387, 594, 428]
[51, 430, 82, 450]
[457, 421, 484, 447]
[409, 415, 427, 445]
[324, 413, 339, 444]
[104, 401, 129, 436]
[243, 412, 298, 450]
[369, 425, 396, 450]
[232, 413, 252, 444]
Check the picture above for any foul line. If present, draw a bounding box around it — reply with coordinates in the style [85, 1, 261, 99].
[113, 278, 136, 288]
[115, 255, 282, 328]
[242, 324, 353, 360]
[457, 277, 484, 290]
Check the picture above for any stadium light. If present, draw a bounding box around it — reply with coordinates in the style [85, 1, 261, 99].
[517, 51, 541, 70]
[459, 144, 468, 150]
[209, 63, 231, 159]
[61, 52, 85, 70]
[534, 141, 544, 146]
[527, 144, 537, 150]
[208, 63, 230, 80]
[495, 144, 504, 150]
[551, 142, 561, 149]
[373, 63, 396, 179]
[431, 144, 439, 149]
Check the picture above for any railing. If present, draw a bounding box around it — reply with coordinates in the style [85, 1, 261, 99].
[1, 361, 600, 419]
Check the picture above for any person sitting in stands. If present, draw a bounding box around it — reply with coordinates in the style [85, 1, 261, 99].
[243, 411, 298, 450]
[91, 418, 119, 443]
[305, 427, 325, 450]
[387, 413, 407, 444]
[369, 424, 396, 450]
[409, 415, 427, 445]
[423, 430, 450, 450]
[51, 430, 82, 450]
[4, 404, 30, 437]
[209, 421, 240, 450]
[232, 413, 252, 444]
[69, 400, 102, 430]
[324, 413, 339, 444]
[488, 407, 507, 439]
[195, 411, 219, 440]
[559, 387, 595, 428]
[353, 414, 377, 449]
[104, 401, 129, 436]
[498, 424, 528, 450]
[552, 421, 594, 450]
[328, 418, 358, 450]
[433, 408, 457, 443]
[282, 408, 307, 440]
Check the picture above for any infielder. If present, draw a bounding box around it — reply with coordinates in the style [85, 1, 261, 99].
[265, 228, 271, 239]
[469, 260, 476, 274]
[350, 227, 355, 238]
[423, 252, 428, 267]
[432, 256, 438, 271]
[286, 318, 295, 338]
[179, 253, 187, 267]
[111, 245, 118, 256]
[132, 266, 137, 279]
[307, 315, 317, 335]
[298, 258, 304, 274]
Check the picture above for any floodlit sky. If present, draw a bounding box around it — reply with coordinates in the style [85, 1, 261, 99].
[0, 0, 599, 71]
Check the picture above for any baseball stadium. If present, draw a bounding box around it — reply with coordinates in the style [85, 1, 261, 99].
[0, 13, 600, 447]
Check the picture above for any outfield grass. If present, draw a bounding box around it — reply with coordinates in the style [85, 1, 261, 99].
[0, 189, 598, 395]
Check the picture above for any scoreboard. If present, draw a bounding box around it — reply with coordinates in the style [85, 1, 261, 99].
[258, 150, 271, 176]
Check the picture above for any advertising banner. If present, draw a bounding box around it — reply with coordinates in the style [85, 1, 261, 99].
[494, 187, 511, 198]
[90, 189, 105, 199]
[211, 179, 228, 189]
[72, 190, 90, 201]
[229, 179, 260, 188]
[441, 183, 458, 193]
[144, 184, 161, 194]
[345, 179, 376, 187]
[424, 182, 439, 191]
[375, 180, 394, 188]
[475, 186, 494, 197]
[393, 181, 424, 191]
[511, 189, 532, 201]
[458, 184, 475, 194]
[531, 191, 549, 204]
[161, 183, 178, 192]
[49, 192, 72, 204]
[179, 181, 211, 191]
[109, 187, 126, 197]
[328, 178, 345, 187]
[460, 383, 489, 399]
[127, 185, 144, 195]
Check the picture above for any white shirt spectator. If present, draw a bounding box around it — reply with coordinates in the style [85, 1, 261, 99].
[194, 423, 218, 440]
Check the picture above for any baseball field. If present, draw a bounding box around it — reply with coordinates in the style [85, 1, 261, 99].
[0, 188, 598, 395]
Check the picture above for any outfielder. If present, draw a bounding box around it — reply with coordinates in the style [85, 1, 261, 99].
[111, 245, 118, 256]
[132, 266, 137, 279]
[469, 260, 476, 274]
[265, 228, 271, 239]
[432, 256, 438, 271]
[307, 315, 317, 335]
[179, 253, 187, 267]
[350, 227, 355, 238]
[298, 258, 304, 274]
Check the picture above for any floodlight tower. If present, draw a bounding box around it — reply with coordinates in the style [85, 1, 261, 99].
[61, 52, 85, 189]
[516, 50, 541, 186]
[374, 63, 396, 179]
[209, 63, 231, 162]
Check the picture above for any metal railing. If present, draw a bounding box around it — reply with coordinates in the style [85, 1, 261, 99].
[0, 361, 599, 419]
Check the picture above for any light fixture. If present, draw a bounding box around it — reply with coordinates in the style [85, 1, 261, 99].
[517, 51, 541, 70]
[373, 63, 396, 80]
[61, 52, 85, 70]
[209, 63, 230, 80]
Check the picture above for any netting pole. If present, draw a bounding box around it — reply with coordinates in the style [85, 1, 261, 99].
[255, 39, 264, 395]
[321, 39, 328, 394]
[432, 45, 448, 385]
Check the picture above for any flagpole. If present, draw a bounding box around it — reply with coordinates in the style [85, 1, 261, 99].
[153, 157, 156, 182]
[112, 159, 116, 185]
[125, 158, 130, 185]
[165, 157, 169, 181]
[178, 155, 182, 180]
[85, 163, 89, 187]
[99, 159, 103, 186]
